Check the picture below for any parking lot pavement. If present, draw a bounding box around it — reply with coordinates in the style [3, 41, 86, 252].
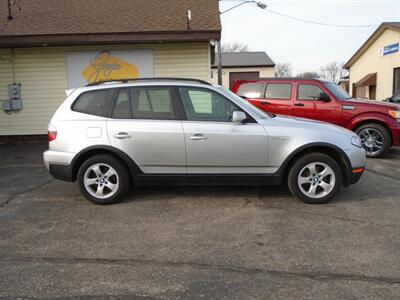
[0, 144, 399, 299]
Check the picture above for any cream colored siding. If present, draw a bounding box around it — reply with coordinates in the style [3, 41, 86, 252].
[210, 66, 275, 87]
[349, 28, 400, 100]
[0, 43, 210, 135]
[0, 49, 13, 129]
[154, 44, 210, 80]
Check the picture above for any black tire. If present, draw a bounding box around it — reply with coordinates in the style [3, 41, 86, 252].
[355, 123, 391, 158]
[77, 154, 130, 205]
[287, 153, 342, 204]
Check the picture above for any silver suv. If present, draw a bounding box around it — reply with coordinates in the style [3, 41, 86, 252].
[43, 78, 366, 205]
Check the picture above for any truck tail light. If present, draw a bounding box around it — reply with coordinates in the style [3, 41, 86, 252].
[48, 124, 57, 142]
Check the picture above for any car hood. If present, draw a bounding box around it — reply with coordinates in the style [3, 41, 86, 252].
[344, 98, 399, 109]
[259, 115, 354, 135]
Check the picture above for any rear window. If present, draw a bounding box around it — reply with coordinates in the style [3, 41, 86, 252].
[236, 82, 263, 99]
[265, 83, 291, 99]
[73, 89, 115, 117]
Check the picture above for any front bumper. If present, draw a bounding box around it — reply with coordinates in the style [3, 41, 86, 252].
[344, 145, 366, 186]
[349, 167, 364, 184]
[390, 126, 400, 146]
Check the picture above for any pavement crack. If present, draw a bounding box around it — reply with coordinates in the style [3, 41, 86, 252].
[253, 202, 400, 229]
[1, 256, 400, 285]
[365, 168, 400, 181]
[0, 295, 161, 300]
[0, 179, 54, 208]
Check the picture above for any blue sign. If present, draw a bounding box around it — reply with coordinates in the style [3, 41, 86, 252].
[383, 43, 399, 56]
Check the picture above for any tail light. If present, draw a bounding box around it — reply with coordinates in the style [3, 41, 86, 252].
[48, 124, 57, 142]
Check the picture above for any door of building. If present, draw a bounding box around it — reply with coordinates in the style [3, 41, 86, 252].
[394, 67, 400, 93]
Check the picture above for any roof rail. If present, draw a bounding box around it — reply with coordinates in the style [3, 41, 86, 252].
[85, 77, 212, 87]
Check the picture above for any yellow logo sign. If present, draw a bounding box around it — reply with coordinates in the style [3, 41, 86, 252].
[82, 50, 139, 84]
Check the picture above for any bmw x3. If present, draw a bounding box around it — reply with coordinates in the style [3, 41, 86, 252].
[43, 78, 366, 205]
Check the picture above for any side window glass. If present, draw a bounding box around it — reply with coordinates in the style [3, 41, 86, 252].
[72, 89, 115, 117]
[131, 87, 174, 120]
[265, 83, 291, 100]
[178, 87, 241, 122]
[112, 89, 132, 119]
[298, 84, 325, 100]
[236, 82, 263, 98]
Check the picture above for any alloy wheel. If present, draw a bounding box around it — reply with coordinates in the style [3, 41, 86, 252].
[358, 128, 384, 156]
[297, 162, 336, 199]
[83, 163, 119, 199]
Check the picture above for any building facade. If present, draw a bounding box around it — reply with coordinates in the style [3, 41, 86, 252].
[345, 22, 400, 100]
[211, 52, 275, 88]
[0, 0, 221, 136]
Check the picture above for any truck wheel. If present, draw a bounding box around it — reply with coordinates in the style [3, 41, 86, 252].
[355, 123, 391, 158]
[77, 154, 130, 205]
[288, 153, 342, 204]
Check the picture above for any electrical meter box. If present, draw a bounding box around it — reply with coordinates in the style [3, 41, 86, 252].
[8, 84, 21, 99]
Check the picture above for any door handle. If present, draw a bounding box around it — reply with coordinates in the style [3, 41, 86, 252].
[189, 134, 207, 141]
[294, 103, 305, 107]
[260, 101, 269, 105]
[113, 132, 131, 139]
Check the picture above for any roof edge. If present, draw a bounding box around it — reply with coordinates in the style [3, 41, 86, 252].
[344, 23, 400, 68]
[211, 64, 275, 68]
[0, 30, 221, 48]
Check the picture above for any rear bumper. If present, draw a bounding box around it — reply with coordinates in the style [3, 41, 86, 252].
[49, 164, 74, 182]
[43, 150, 76, 181]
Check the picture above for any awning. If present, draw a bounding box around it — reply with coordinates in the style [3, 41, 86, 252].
[355, 73, 377, 87]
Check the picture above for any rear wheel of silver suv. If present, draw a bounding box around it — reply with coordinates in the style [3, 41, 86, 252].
[77, 154, 130, 205]
[288, 153, 342, 204]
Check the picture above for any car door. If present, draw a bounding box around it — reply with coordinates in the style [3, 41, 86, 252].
[107, 87, 186, 174]
[294, 83, 341, 124]
[178, 86, 268, 174]
[262, 82, 294, 116]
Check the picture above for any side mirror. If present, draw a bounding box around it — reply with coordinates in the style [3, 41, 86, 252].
[232, 111, 247, 124]
[318, 92, 331, 102]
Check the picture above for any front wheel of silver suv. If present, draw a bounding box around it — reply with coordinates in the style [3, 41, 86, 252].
[77, 154, 130, 205]
[287, 153, 342, 204]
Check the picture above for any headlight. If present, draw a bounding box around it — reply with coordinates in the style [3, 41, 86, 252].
[388, 110, 400, 122]
[351, 135, 362, 148]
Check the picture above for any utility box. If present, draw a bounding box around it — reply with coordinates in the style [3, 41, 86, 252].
[2, 83, 23, 112]
[8, 84, 21, 99]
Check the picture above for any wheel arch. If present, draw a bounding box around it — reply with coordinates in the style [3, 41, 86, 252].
[70, 145, 142, 182]
[279, 143, 352, 187]
[347, 114, 393, 146]
[351, 119, 393, 146]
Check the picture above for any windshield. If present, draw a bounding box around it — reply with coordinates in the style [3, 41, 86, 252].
[323, 82, 351, 100]
[217, 86, 273, 119]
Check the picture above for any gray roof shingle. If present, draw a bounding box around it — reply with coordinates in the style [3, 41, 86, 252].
[213, 52, 275, 68]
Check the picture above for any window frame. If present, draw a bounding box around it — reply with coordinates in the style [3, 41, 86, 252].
[110, 88, 133, 119]
[175, 86, 256, 123]
[71, 88, 117, 118]
[263, 82, 292, 100]
[129, 85, 181, 121]
[297, 83, 326, 101]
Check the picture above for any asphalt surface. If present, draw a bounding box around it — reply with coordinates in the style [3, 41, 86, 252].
[0, 144, 399, 299]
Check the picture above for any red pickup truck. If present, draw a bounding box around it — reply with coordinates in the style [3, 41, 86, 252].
[232, 78, 400, 158]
